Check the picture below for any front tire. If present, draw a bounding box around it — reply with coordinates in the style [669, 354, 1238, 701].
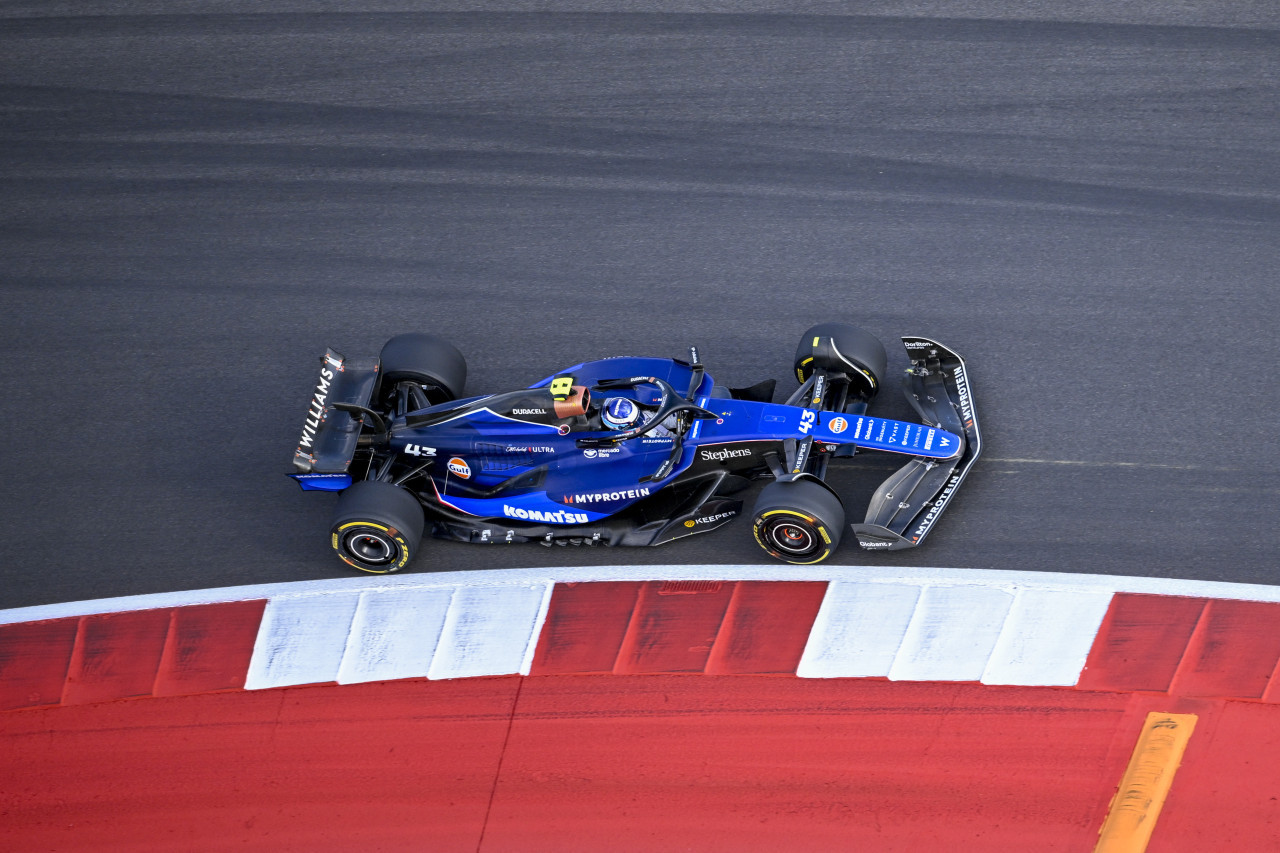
[794, 322, 887, 399]
[751, 479, 845, 564]
[330, 480, 425, 573]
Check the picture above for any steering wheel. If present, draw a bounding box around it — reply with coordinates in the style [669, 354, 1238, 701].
[578, 377, 716, 447]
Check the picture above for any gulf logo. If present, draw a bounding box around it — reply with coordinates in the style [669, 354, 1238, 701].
[829, 416, 849, 434]
[447, 457, 471, 479]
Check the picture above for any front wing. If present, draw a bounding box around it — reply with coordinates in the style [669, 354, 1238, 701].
[850, 337, 981, 550]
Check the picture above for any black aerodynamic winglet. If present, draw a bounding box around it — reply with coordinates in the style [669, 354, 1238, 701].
[849, 337, 981, 550]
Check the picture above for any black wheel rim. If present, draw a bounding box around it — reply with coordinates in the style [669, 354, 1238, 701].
[764, 518, 818, 557]
[345, 531, 395, 566]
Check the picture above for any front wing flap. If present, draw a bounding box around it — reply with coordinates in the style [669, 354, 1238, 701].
[850, 337, 981, 550]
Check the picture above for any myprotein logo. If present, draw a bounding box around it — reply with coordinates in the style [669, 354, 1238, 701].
[503, 505, 589, 524]
[563, 487, 650, 505]
[447, 457, 471, 479]
[699, 447, 753, 462]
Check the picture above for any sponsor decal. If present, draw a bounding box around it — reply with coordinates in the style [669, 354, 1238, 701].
[512, 408, 547, 416]
[829, 416, 848, 434]
[859, 539, 893, 549]
[563, 487, 650, 505]
[910, 472, 963, 539]
[699, 447, 753, 462]
[688, 510, 737, 527]
[503, 505, 589, 524]
[504, 445, 554, 453]
[924, 429, 936, 451]
[582, 447, 620, 459]
[297, 353, 344, 450]
[447, 457, 471, 479]
[791, 439, 811, 474]
[954, 363, 975, 426]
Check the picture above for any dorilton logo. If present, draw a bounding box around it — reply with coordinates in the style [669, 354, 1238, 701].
[563, 487, 650, 505]
[699, 447, 753, 462]
[503, 505, 589, 524]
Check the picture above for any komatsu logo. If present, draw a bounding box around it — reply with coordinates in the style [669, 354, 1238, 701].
[503, 506, 589, 524]
[563, 487, 650, 505]
[699, 447, 753, 462]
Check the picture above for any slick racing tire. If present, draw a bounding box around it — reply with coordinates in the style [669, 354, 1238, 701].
[330, 480, 425, 574]
[378, 333, 467, 405]
[794, 322, 887, 399]
[751, 479, 845, 564]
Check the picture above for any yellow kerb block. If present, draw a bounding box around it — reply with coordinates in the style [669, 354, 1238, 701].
[1095, 712, 1197, 853]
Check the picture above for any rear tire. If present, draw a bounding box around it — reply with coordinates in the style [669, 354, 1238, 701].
[378, 333, 467, 406]
[330, 480, 425, 574]
[794, 322, 886, 399]
[751, 479, 845, 564]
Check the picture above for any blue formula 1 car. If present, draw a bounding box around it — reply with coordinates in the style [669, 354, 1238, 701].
[290, 324, 980, 573]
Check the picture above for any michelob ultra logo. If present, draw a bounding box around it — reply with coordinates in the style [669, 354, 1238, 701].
[447, 457, 471, 479]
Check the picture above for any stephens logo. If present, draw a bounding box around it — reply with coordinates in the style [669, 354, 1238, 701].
[699, 447, 753, 462]
[447, 458, 471, 479]
[829, 416, 848, 434]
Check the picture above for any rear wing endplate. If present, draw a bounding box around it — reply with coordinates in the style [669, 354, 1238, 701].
[290, 349, 380, 474]
[850, 337, 981, 550]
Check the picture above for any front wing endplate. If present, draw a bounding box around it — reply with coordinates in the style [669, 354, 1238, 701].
[850, 337, 981, 550]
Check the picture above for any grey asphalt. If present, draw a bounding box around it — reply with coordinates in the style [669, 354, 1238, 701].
[2, 3, 1278, 608]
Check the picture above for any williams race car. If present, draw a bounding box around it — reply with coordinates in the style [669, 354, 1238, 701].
[290, 324, 980, 573]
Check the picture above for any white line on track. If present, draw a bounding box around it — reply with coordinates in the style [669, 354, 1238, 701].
[5, 565, 1280, 626]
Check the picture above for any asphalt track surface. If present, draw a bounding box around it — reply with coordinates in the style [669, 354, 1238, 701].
[2, 2, 1278, 608]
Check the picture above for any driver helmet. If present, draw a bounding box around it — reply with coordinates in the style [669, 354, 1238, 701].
[602, 396, 642, 430]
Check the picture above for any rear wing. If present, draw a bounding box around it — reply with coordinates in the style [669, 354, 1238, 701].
[850, 337, 981, 550]
[290, 349, 380, 475]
